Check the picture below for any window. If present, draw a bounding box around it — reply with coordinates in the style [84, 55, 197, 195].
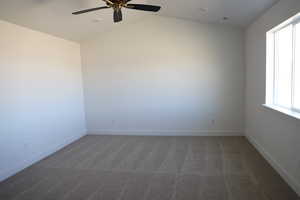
[266, 13, 300, 118]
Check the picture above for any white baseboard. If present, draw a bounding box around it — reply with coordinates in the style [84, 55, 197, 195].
[87, 129, 244, 136]
[0, 131, 86, 182]
[246, 134, 300, 196]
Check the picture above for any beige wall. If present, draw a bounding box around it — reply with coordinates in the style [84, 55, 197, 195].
[245, 0, 300, 195]
[0, 20, 86, 181]
[81, 16, 245, 136]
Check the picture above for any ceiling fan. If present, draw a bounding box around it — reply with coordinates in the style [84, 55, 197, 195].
[72, 0, 161, 23]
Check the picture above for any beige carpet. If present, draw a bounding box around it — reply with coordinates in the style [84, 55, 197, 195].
[0, 136, 298, 200]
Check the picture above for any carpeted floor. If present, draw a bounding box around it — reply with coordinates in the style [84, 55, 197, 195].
[0, 136, 298, 200]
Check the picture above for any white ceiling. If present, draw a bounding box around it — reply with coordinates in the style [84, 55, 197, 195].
[0, 0, 279, 42]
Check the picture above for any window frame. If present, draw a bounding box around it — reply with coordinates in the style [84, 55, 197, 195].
[265, 13, 300, 119]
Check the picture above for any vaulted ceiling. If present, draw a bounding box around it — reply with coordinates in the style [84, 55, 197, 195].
[0, 0, 279, 42]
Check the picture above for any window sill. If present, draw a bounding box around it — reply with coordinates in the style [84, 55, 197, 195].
[262, 104, 300, 120]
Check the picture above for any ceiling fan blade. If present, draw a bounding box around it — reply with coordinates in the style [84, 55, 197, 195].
[72, 6, 110, 15]
[102, 0, 114, 6]
[125, 4, 161, 12]
[113, 9, 122, 23]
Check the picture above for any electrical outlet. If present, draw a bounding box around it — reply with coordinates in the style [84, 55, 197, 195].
[23, 143, 28, 149]
[211, 120, 215, 126]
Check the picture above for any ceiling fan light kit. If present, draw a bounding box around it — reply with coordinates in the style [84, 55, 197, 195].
[72, 0, 161, 23]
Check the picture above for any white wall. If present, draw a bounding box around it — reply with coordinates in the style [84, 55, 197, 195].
[81, 16, 245, 136]
[0, 20, 86, 181]
[245, 0, 300, 195]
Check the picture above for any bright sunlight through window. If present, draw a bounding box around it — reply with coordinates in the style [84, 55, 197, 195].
[266, 13, 300, 118]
